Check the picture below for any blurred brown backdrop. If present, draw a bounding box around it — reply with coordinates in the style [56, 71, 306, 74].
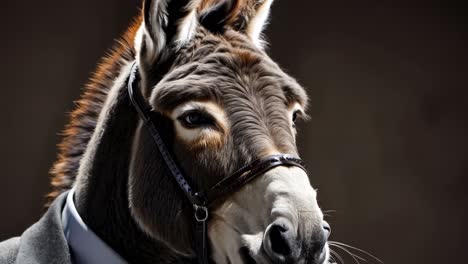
[1, 1, 467, 263]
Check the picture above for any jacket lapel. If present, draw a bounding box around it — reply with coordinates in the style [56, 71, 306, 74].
[15, 191, 72, 264]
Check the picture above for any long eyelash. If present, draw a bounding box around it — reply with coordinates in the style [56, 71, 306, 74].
[177, 109, 222, 131]
[178, 109, 213, 121]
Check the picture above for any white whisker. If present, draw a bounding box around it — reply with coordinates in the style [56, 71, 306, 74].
[322, 209, 337, 218]
[330, 243, 365, 264]
[329, 241, 383, 264]
[330, 248, 345, 264]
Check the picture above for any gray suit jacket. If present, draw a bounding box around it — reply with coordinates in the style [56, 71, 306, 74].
[0, 192, 72, 264]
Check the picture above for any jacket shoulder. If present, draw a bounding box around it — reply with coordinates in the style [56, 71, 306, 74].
[0, 237, 20, 264]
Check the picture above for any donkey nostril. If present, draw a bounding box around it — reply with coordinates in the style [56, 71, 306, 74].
[322, 221, 331, 239]
[269, 224, 292, 256]
[264, 220, 300, 261]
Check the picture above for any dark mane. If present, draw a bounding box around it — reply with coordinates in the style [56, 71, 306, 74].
[46, 16, 142, 205]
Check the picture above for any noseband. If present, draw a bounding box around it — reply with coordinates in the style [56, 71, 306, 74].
[127, 62, 306, 264]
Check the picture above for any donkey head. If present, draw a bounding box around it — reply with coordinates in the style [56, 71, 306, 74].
[128, 0, 330, 263]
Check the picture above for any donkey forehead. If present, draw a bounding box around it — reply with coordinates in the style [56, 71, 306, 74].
[150, 39, 308, 112]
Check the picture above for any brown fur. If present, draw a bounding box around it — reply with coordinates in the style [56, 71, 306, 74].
[47, 17, 141, 205]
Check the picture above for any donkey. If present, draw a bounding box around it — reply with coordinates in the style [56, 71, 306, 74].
[38, 0, 331, 263]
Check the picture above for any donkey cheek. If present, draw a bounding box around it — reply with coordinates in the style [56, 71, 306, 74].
[191, 133, 225, 151]
[175, 128, 225, 151]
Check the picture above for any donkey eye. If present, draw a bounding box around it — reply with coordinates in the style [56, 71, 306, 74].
[178, 110, 215, 129]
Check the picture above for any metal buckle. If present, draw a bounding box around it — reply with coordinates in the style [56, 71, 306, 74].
[194, 204, 209, 222]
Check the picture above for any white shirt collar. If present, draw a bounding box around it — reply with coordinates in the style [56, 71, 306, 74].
[62, 188, 127, 264]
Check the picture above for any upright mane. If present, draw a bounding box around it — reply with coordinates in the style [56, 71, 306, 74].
[46, 17, 141, 204]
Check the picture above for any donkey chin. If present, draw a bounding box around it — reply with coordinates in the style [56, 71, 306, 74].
[209, 166, 330, 264]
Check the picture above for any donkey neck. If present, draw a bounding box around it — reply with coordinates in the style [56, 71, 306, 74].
[72, 63, 188, 264]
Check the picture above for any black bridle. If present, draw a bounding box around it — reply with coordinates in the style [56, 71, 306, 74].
[127, 62, 306, 264]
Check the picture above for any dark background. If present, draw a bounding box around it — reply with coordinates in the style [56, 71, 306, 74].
[1, 1, 467, 263]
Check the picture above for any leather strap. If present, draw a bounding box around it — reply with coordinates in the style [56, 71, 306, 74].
[202, 154, 305, 205]
[127, 62, 306, 263]
[194, 205, 209, 264]
[128, 63, 203, 206]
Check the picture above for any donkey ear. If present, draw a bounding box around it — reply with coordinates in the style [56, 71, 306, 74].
[199, 0, 237, 33]
[198, 0, 274, 48]
[135, 0, 200, 65]
[233, 0, 275, 48]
